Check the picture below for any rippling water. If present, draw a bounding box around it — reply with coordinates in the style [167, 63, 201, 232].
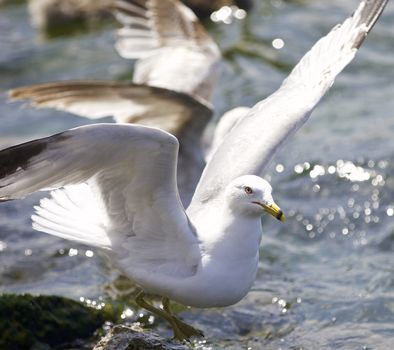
[0, 1, 393, 349]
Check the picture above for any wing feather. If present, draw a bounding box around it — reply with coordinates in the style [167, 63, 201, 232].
[111, 0, 217, 57]
[8, 81, 212, 136]
[0, 124, 199, 276]
[9, 81, 212, 206]
[189, 0, 388, 209]
[111, 0, 221, 102]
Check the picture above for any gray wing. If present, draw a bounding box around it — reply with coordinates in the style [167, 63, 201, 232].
[111, 0, 221, 103]
[8, 81, 212, 206]
[188, 0, 388, 210]
[8, 81, 212, 136]
[0, 123, 200, 277]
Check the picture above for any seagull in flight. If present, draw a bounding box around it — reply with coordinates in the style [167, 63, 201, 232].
[0, 0, 387, 342]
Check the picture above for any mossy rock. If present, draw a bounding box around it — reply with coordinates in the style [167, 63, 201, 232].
[0, 293, 117, 350]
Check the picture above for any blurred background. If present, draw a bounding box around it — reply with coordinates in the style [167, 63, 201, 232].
[0, 0, 393, 349]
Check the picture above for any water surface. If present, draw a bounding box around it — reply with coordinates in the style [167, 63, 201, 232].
[0, 1, 393, 349]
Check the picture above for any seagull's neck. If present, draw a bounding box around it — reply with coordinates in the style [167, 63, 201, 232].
[195, 204, 263, 263]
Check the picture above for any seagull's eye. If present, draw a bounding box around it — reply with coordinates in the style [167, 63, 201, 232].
[244, 186, 253, 195]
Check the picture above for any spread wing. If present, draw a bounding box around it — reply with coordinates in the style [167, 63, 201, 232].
[0, 123, 200, 277]
[111, 0, 221, 102]
[188, 0, 388, 210]
[206, 106, 251, 162]
[8, 81, 212, 137]
[8, 81, 212, 206]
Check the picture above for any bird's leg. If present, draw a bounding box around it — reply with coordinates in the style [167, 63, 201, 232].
[162, 296, 172, 314]
[135, 291, 194, 342]
[162, 296, 204, 339]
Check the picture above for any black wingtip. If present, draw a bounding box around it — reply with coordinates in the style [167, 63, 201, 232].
[0, 132, 69, 188]
[0, 140, 48, 180]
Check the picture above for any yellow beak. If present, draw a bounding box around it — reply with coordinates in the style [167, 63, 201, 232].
[257, 202, 286, 222]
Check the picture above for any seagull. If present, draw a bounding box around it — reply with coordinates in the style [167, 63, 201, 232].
[9, 0, 223, 207]
[0, 0, 387, 342]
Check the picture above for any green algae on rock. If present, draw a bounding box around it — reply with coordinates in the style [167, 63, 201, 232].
[0, 293, 116, 350]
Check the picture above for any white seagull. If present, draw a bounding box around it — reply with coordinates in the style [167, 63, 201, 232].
[9, 0, 223, 207]
[0, 0, 387, 342]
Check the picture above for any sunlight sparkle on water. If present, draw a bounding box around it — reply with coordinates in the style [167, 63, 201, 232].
[68, 248, 78, 256]
[276, 163, 284, 173]
[287, 159, 389, 242]
[293, 159, 385, 184]
[24, 249, 32, 256]
[0, 241, 7, 252]
[313, 184, 320, 192]
[210, 6, 246, 24]
[294, 162, 311, 174]
[336, 160, 370, 182]
[85, 250, 94, 257]
[121, 307, 134, 319]
[272, 38, 285, 49]
[80, 296, 106, 310]
[310, 165, 325, 179]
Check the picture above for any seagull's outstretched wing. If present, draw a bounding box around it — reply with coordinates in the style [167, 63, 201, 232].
[112, 0, 221, 102]
[206, 106, 251, 162]
[8, 81, 212, 137]
[0, 124, 199, 277]
[8, 81, 212, 206]
[189, 0, 387, 209]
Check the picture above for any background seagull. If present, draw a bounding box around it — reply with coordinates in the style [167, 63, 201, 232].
[9, 0, 222, 207]
[0, 0, 387, 342]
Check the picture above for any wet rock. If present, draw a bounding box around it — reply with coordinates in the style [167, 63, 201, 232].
[0, 293, 116, 350]
[93, 324, 189, 350]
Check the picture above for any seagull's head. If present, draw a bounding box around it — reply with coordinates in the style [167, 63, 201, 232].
[225, 175, 285, 222]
